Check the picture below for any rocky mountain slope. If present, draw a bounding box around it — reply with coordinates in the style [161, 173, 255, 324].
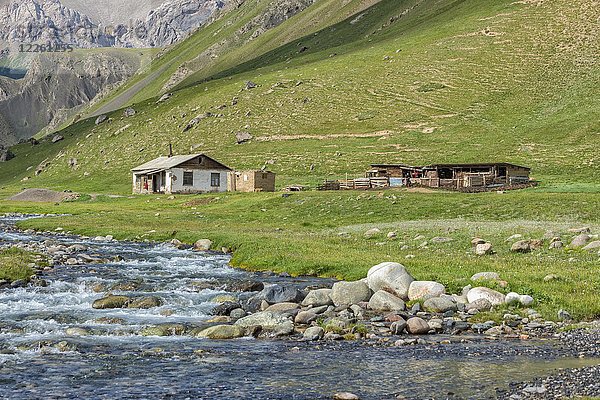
[0, 0, 226, 145]
[0, 0, 226, 49]
[0, 50, 143, 145]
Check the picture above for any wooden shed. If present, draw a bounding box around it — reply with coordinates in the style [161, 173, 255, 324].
[228, 170, 276, 192]
[131, 154, 231, 194]
[366, 162, 531, 190]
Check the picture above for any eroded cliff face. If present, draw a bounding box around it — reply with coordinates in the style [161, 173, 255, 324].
[0, 0, 226, 145]
[0, 0, 226, 49]
[0, 52, 140, 145]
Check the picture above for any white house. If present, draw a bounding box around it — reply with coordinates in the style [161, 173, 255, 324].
[131, 154, 231, 194]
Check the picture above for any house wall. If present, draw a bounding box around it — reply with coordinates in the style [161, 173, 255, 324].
[168, 168, 228, 194]
[229, 171, 276, 192]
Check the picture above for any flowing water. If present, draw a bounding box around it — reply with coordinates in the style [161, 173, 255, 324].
[0, 216, 595, 399]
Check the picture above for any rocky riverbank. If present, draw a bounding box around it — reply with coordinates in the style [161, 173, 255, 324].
[2, 213, 600, 400]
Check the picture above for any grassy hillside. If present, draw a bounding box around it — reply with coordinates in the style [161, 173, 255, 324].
[0, 0, 597, 195]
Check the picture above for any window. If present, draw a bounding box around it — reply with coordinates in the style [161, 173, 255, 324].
[183, 171, 194, 186]
[211, 173, 221, 187]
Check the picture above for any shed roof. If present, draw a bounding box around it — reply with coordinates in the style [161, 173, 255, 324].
[423, 162, 530, 170]
[131, 154, 231, 174]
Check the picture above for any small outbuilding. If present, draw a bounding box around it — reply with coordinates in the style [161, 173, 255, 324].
[228, 170, 276, 192]
[131, 154, 231, 194]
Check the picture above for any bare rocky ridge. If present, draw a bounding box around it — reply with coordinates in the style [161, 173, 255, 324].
[0, 51, 140, 145]
[0, 0, 225, 49]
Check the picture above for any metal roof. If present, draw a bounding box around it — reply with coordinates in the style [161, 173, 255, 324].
[131, 154, 231, 174]
[423, 162, 531, 170]
[370, 162, 530, 170]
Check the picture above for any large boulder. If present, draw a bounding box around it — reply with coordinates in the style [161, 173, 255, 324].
[423, 297, 457, 313]
[368, 290, 406, 311]
[257, 284, 305, 304]
[92, 295, 130, 309]
[407, 281, 445, 301]
[366, 262, 414, 300]
[194, 239, 212, 251]
[330, 280, 372, 306]
[301, 288, 333, 307]
[197, 325, 245, 339]
[234, 311, 292, 332]
[570, 234, 591, 248]
[303, 326, 324, 341]
[406, 317, 430, 334]
[467, 287, 505, 306]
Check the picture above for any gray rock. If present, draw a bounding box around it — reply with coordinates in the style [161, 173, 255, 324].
[234, 311, 291, 331]
[65, 327, 91, 336]
[543, 274, 560, 282]
[549, 240, 564, 249]
[212, 301, 241, 316]
[471, 272, 500, 281]
[366, 262, 414, 300]
[475, 243, 493, 255]
[197, 325, 245, 339]
[95, 115, 108, 125]
[505, 292, 521, 306]
[466, 298, 492, 312]
[570, 234, 590, 248]
[407, 281, 445, 301]
[333, 393, 360, 400]
[258, 284, 305, 304]
[430, 237, 453, 243]
[229, 308, 247, 320]
[128, 296, 163, 309]
[467, 287, 505, 306]
[124, 108, 136, 117]
[52, 135, 64, 143]
[568, 227, 591, 234]
[364, 228, 382, 238]
[510, 240, 532, 253]
[519, 295, 534, 306]
[303, 326, 324, 341]
[368, 290, 406, 311]
[406, 317, 430, 334]
[235, 131, 253, 144]
[390, 318, 407, 335]
[582, 241, 600, 251]
[157, 93, 173, 103]
[245, 81, 257, 90]
[423, 297, 457, 313]
[330, 280, 372, 306]
[301, 288, 333, 307]
[265, 302, 300, 313]
[92, 295, 130, 309]
[295, 310, 317, 325]
[193, 239, 212, 251]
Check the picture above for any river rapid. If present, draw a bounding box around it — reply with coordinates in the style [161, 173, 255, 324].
[0, 216, 595, 399]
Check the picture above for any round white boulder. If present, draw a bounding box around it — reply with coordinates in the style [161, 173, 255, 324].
[467, 287, 506, 306]
[366, 262, 414, 300]
[407, 281, 445, 301]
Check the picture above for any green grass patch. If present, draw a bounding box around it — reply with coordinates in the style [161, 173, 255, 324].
[0, 247, 36, 282]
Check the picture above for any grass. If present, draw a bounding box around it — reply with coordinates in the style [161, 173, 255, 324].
[1, 188, 599, 320]
[0, 0, 598, 323]
[0, 247, 36, 282]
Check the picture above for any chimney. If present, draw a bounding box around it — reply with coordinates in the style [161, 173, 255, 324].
[168, 143, 173, 158]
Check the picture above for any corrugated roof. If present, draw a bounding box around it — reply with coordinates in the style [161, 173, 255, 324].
[131, 154, 231, 173]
